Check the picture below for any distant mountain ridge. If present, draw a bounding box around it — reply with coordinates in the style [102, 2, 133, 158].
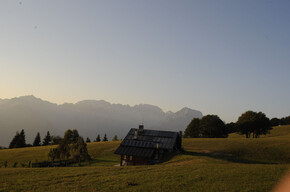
[0, 95, 202, 146]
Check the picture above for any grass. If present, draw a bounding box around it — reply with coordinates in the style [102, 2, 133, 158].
[0, 163, 288, 192]
[0, 125, 289, 191]
[0, 141, 121, 167]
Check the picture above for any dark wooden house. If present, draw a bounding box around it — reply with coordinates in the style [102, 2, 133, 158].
[114, 125, 182, 166]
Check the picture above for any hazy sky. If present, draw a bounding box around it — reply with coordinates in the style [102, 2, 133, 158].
[1, 0, 289, 122]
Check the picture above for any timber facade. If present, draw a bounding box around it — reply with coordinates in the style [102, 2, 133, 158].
[115, 125, 182, 166]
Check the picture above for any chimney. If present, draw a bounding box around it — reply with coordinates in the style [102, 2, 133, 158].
[138, 124, 144, 132]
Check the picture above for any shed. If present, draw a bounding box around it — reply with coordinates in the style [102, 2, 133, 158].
[114, 125, 182, 166]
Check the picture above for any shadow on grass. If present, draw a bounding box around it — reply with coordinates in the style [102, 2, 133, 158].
[183, 151, 278, 164]
[89, 159, 118, 165]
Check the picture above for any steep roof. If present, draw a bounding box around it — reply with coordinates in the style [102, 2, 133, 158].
[114, 128, 179, 158]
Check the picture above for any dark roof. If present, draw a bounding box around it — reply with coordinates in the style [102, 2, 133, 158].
[114, 128, 180, 157]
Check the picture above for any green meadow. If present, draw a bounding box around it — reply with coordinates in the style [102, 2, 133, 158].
[0, 125, 289, 192]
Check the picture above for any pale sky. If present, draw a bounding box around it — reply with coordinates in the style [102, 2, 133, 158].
[1, 0, 289, 123]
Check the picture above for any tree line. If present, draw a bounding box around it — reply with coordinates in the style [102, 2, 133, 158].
[8, 130, 119, 149]
[184, 111, 290, 139]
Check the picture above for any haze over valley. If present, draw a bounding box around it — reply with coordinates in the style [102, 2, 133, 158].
[0, 95, 202, 146]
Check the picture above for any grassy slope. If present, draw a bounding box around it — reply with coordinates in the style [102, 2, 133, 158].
[229, 125, 290, 138]
[0, 125, 289, 192]
[0, 141, 121, 167]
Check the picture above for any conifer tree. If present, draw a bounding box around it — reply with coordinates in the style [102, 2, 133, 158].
[43, 131, 51, 146]
[103, 134, 108, 142]
[33, 132, 41, 146]
[18, 129, 26, 147]
[86, 137, 91, 143]
[9, 131, 20, 148]
[9, 130, 26, 148]
[95, 134, 101, 142]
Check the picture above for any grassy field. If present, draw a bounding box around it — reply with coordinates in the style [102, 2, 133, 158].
[0, 125, 289, 192]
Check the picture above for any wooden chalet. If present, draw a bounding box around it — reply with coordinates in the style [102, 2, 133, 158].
[114, 125, 182, 166]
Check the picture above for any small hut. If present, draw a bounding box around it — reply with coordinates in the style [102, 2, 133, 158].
[114, 125, 182, 166]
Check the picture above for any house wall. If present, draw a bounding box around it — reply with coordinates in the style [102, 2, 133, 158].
[120, 155, 150, 166]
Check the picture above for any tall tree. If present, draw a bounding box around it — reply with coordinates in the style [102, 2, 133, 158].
[184, 118, 200, 138]
[72, 129, 80, 143]
[48, 129, 91, 162]
[199, 115, 227, 138]
[70, 137, 91, 162]
[9, 130, 26, 148]
[33, 132, 41, 146]
[9, 131, 20, 148]
[236, 111, 271, 138]
[43, 131, 51, 146]
[18, 129, 26, 147]
[95, 134, 101, 142]
[63, 129, 73, 144]
[56, 139, 71, 160]
[103, 134, 108, 141]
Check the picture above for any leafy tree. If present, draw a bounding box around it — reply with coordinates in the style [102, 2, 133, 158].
[112, 135, 118, 141]
[225, 122, 237, 134]
[184, 118, 200, 138]
[70, 137, 91, 162]
[236, 111, 271, 138]
[86, 137, 91, 143]
[95, 134, 101, 142]
[236, 111, 255, 138]
[280, 116, 290, 125]
[43, 131, 51, 146]
[103, 134, 108, 141]
[72, 129, 80, 143]
[63, 129, 80, 144]
[199, 115, 227, 138]
[57, 139, 71, 160]
[51, 136, 63, 145]
[270, 118, 280, 127]
[48, 129, 91, 162]
[63, 129, 73, 144]
[48, 148, 59, 162]
[33, 132, 41, 146]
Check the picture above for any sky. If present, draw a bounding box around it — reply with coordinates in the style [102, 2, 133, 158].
[0, 0, 289, 123]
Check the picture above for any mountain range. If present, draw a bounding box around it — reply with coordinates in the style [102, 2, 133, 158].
[0, 95, 202, 147]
